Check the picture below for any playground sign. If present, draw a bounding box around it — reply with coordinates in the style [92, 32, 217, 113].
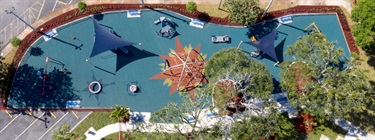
[43, 29, 58, 41]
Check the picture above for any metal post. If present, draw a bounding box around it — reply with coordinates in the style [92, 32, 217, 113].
[86, 59, 95, 67]
[262, 0, 274, 19]
[236, 41, 243, 49]
[141, 0, 145, 7]
[139, 43, 143, 50]
[5, 7, 38, 32]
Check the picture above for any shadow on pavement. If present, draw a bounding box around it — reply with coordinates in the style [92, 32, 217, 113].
[8, 64, 81, 108]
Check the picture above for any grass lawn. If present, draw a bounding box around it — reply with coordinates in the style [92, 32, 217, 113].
[345, 48, 375, 133]
[259, 3, 291, 12]
[104, 133, 119, 140]
[72, 112, 117, 139]
[197, 4, 229, 18]
[307, 122, 347, 140]
[4, 48, 15, 64]
[196, 3, 292, 19]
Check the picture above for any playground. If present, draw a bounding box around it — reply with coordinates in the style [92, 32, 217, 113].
[7, 10, 350, 112]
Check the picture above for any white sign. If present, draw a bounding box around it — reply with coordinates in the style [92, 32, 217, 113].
[43, 29, 58, 41]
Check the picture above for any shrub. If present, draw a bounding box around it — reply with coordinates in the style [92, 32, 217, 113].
[77, 1, 87, 12]
[10, 37, 21, 47]
[186, 1, 197, 13]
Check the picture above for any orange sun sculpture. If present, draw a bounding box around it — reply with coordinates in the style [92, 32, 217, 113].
[150, 37, 209, 96]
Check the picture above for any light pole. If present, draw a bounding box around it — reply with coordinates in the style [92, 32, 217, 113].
[141, 0, 145, 7]
[5, 7, 38, 32]
[262, 0, 274, 19]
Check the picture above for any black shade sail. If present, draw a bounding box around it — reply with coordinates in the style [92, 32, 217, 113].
[244, 29, 278, 62]
[90, 19, 136, 58]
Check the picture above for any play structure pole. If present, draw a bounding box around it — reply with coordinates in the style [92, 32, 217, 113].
[139, 43, 143, 50]
[86, 59, 95, 67]
[236, 41, 243, 49]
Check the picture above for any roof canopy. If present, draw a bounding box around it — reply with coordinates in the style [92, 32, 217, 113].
[244, 29, 278, 62]
[90, 19, 136, 58]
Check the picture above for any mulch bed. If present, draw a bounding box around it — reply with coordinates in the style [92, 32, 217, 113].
[3, 4, 359, 110]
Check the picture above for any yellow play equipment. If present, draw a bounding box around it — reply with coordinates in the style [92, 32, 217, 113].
[304, 22, 326, 41]
[251, 36, 257, 42]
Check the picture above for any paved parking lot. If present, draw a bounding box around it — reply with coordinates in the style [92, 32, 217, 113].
[0, 0, 79, 49]
[0, 110, 90, 140]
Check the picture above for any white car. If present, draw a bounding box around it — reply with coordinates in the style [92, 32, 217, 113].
[211, 35, 230, 43]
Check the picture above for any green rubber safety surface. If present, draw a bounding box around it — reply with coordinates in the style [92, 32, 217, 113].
[8, 10, 350, 112]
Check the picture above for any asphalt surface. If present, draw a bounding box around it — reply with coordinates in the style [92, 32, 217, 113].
[0, 0, 79, 49]
[0, 110, 91, 140]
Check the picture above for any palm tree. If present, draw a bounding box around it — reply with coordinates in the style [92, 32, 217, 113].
[52, 124, 75, 140]
[110, 104, 130, 122]
[110, 104, 130, 140]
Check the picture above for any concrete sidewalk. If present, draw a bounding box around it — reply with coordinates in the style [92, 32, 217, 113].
[334, 119, 375, 140]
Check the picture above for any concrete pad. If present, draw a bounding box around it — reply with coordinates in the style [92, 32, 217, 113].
[320, 134, 330, 140]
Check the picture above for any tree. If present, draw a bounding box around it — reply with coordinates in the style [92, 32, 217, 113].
[205, 48, 296, 139]
[10, 37, 21, 48]
[230, 110, 299, 139]
[186, 1, 197, 13]
[110, 104, 130, 122]
[52, 124, 75, 140]
[205, 48, 274, 100]
[110, 104, 130, 140]
[280, 33, 370, 121]
[0, 58, 12, 99]
[223, 0, 262, 25]
[351, 0, 375, 51]
[77, 1, 87, 12]
[147, 89, 222, 139]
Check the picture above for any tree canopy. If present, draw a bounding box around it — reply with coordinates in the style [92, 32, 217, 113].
[280, 34, 370, 121]
[351, 0, 375, 51]
[186, 1, 197, 13]
[223, 0, 262, 25]
[230, 110, 298, 139]
[205, 48, 274, 100]
[110, 104, 130, 123]
[52, 124, 76, 140]
[150, 89, 218, 139]
[0, 58, 12, 97]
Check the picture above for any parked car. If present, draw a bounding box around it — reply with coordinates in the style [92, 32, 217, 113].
[211, 35, 230, 43]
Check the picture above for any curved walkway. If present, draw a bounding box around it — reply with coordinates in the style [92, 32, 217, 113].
[85, 110, 223, 140]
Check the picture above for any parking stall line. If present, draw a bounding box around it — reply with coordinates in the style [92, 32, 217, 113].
[57, 0, 67, 6]
[37, 0, 46, 19]
[38, 112, 69, 140]
[0, 113, 20, 133]
[69, 111, 92, 132]
[52, 0, 58, 11]
[15, 112, 45, 140]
